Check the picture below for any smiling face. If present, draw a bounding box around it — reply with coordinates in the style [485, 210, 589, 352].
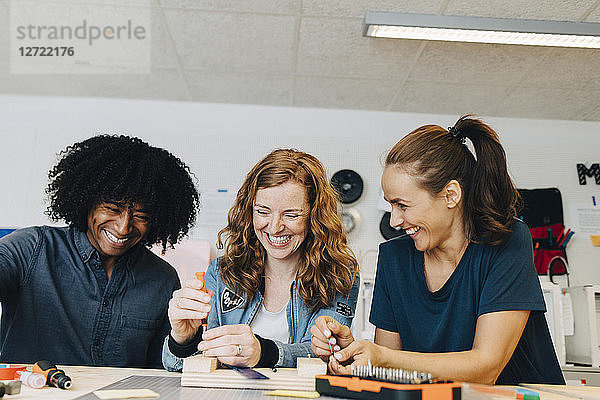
[86, 201, 150, 265]
[382, 166, 459, 252]
[253, 180, 310, 264]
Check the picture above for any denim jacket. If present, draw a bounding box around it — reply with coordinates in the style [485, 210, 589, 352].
[163, 257, 359, 370]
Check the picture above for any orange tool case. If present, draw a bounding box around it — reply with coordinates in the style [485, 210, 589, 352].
[315, 375, 462, 400]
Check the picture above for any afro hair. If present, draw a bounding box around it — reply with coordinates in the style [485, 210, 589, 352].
[45, 135, 200, 251]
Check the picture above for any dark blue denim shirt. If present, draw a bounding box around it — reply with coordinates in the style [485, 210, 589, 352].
[0, 226, 180, 368]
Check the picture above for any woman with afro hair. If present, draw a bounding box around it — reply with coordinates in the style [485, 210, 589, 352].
[0, 135, 199, 368]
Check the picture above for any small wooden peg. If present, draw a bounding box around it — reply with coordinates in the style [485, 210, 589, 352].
[183, 354, 218, 373]
[296, 357, 327, 377]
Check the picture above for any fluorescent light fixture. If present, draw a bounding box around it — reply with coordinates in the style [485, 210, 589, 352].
[364, 11, 600, 48]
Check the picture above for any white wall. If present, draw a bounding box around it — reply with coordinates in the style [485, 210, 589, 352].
[1, 95, 599, 286]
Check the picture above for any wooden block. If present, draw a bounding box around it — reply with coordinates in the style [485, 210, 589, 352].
[183, 354, 217, 373]
[296, 358, 327, 377]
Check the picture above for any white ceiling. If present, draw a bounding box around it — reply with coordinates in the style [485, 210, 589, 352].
[2, 0, 600, 121]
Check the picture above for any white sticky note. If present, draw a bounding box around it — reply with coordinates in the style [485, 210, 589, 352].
[93, 389, 160, 399]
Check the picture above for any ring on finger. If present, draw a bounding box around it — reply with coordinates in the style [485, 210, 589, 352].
[236, 344, 243, 356]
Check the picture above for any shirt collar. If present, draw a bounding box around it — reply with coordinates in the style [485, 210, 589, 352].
[71, 226, 138, 269]
[72, 226, 97, 264]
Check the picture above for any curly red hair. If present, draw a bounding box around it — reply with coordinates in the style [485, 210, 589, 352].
[217, 149, 358, 312]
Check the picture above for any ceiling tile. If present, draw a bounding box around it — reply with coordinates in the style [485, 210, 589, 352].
[493, 87, 600, 120]
[66, 0, 154, 6]
[72, 68, 190, 101]
[1, 0, 8, 24]
[9, 1, 154, 73]
[445, 0, 595, 21]
[523, 47, 600, 89]
[1, 1, 9, 59]
[159, 0, 300, 14]
[10, 0, 154, 6]
[163, 9, 296, 73]
[584, 5, 600, 22]
[186, 69, 292, 106]
[297, 17, 422, 79]
[0, 73, 89, 97]
[390, 81, 509, 115]
[151, 9, 180, 68]
[408, 41, 550, 86]
[301, 0, 443, 18]
[293, 76, 399, 110]
[581, 105, 600, 121]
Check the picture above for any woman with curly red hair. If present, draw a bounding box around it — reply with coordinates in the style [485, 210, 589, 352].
[163, 149, 359, 370]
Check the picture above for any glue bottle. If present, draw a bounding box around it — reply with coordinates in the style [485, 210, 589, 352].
[17, 371, 46, 389]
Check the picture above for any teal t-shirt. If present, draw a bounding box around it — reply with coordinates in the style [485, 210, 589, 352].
[369, 219, 564, 385]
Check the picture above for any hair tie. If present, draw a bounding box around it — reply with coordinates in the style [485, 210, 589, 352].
[448, 126, 466, 144]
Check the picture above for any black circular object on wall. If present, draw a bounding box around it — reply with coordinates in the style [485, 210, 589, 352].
[379, 212, 406, 240]
[331, 169, 363, 204]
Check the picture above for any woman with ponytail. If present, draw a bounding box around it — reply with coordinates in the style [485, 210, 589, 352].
[311, 116, 564, 385]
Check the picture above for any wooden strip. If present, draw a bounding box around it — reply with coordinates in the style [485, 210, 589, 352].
[181, 368, 315, 391]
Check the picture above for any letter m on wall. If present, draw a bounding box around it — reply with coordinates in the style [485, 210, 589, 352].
[577, 163, 600, 185]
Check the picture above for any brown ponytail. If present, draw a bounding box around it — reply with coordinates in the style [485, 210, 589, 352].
[385, 115, 520, 245]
